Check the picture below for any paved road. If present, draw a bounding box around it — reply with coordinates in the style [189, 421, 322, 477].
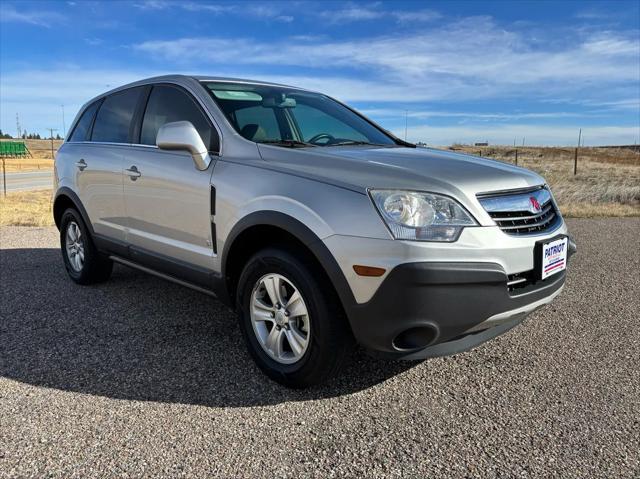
[1, 219, 638, 478]
[0, 170, 53, 192]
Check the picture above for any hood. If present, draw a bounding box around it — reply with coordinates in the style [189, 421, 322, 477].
[257, 145, 545, 198]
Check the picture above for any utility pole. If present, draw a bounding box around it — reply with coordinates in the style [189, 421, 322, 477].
[46, 128, 58, 159]
[404, 110, 408, 141]
[574, 128, 581, 176]
[522, 137, 525, 147]
[61, 105, 66, 138]
[16, 113, 21, 139]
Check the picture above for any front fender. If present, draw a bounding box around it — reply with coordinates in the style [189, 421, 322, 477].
[219, 210, 357, 314]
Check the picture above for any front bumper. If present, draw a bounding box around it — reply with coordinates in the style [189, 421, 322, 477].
[342, 239, 575, 359]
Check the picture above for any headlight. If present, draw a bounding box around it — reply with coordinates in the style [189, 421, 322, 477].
[369, 189, 477, 242]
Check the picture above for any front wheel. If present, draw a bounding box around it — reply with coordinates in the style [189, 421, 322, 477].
[236, 247, 353, 388]
[60, 208, 113, 285]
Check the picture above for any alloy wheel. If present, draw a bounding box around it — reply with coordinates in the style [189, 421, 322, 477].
[65, 221, 85, 272]
[250, 273, 311, 364]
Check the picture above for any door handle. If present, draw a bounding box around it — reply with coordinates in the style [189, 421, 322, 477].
[125, 165, 141, 180]
[75, 159, 87, 171]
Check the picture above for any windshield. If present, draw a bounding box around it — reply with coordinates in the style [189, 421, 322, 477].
[203, 82, 397, 147]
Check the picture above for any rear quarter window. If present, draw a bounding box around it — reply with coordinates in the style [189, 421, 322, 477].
[68, 101, 100, 142]
[91, 87, 144, 143]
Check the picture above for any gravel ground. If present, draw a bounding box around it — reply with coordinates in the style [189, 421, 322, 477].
[1, 219, 638, 478]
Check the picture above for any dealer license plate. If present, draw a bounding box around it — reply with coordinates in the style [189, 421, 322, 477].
[540, 236, 568, 280]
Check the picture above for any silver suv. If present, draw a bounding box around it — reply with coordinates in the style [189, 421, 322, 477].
[54, 75, 576, 388]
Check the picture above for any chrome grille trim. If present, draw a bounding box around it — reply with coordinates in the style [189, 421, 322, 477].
[490, 203, 553, 221]
[499, 212, 557, 231]
[478, 186, 561, 236]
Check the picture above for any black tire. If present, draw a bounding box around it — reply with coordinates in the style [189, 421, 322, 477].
[60, 208, 113, 285]
[236, 247, 354, 388]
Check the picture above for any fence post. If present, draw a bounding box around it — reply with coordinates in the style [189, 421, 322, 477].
[515, 149, 518, 166]
[574, 128, 581, 175]
[2, 157, 6, 198]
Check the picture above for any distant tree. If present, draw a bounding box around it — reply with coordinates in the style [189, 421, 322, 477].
[55, 133, 62, 140]
[0, 129, 13, 139]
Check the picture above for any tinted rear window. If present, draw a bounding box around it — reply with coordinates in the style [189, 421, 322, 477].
[91, 87, 144, 143]
[69, 101, 100, 142]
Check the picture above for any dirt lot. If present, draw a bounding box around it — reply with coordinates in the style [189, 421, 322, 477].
[1, 218, 638, 478]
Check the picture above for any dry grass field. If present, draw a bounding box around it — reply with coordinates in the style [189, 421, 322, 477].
[1, 158, 53, 172]
[0, 143, 637, 226]
[0, 190, 54, 227]
[448, 145, 640, 217]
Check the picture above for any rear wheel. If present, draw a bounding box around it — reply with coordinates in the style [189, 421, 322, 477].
[236, 247, 353, 388]
[60, 208, 113, 284]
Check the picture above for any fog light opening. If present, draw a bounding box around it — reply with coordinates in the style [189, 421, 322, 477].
[392, 325, 438, 351]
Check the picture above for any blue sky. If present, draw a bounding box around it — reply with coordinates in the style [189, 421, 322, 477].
[1, 0, 639, 145]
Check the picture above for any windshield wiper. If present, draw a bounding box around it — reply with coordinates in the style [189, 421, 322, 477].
[258, 139, 316, 148]
[327, 140, 384, 147]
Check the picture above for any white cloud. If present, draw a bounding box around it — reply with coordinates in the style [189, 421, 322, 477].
[2, 14, 637, 144]
[0, 4, 66, 27]
[393, 9, 441, 23]
[359, 109, 604, 121]
[319, 3, 440, 24]
[397, 124, 640, 147]
[3, 66, 636, 146]
[132, 0, 172, 10]
[132, 19, 639, 97]
[132, 0, 293, 21]
[322, 4, 382, 22]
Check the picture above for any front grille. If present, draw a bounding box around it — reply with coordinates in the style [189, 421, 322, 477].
[478, 186, 561, 236]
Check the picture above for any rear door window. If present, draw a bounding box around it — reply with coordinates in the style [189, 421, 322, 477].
[91, 87, 144, 143]
[140, 85, 217, 151]
[69, 100, 100, 142]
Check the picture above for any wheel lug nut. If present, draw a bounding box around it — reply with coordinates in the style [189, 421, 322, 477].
[270, 312, 275, 318]
[284, 311, 289, 317]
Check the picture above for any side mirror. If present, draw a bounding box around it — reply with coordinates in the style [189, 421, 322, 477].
[156, 121, 211, 170]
